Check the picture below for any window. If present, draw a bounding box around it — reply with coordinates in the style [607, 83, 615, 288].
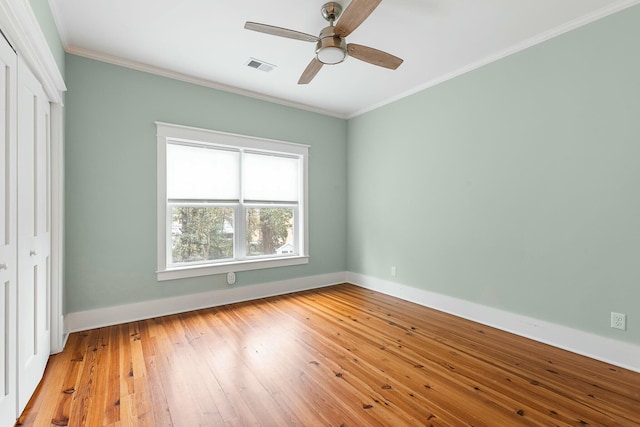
[156, 122, 309, 281]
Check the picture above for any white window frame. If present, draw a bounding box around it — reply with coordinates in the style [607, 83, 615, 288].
[156, 122, 309, 281]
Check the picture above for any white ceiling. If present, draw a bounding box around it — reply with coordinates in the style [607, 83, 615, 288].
[50, 0, 636, 118]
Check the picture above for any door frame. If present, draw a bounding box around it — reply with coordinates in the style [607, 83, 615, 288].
[0, 0, 67, 352]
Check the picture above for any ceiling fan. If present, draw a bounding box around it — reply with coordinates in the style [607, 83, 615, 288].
[244, 0, 403, 84]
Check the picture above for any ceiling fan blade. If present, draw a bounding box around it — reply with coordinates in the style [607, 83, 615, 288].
[298, 58, 323, 84]
[334, 0, 382, 38]
[347, 43, 403, 69]
[244, 22, 318, 42]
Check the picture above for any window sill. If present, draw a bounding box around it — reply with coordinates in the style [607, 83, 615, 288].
[157, 256, 309, 281]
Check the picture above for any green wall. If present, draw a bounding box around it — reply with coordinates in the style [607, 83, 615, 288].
[64, 55, 347, 313]
[347, 5, 640, 344]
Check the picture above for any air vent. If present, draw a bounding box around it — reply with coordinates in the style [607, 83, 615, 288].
[246, 58, 276, 72]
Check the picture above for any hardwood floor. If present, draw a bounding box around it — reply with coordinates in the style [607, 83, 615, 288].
[16, 284, 640, 426]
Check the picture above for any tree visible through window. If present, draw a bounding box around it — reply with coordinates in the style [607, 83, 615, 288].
[246, 207, 294, 256]
[171, 206, 234, 262]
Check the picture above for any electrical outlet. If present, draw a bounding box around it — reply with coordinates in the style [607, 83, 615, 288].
[227, 272, 236, 285]
[391, 266, 397, 277]
[611, 312, 626, 330]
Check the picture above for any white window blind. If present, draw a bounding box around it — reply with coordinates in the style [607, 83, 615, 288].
[242, 152, 299, 203]
[167, 143, 239, 200]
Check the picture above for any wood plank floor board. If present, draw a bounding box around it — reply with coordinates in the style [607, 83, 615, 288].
[16, 284, 640, 427]
[70, 328, 101, 426]
[132, 320, 181, 426]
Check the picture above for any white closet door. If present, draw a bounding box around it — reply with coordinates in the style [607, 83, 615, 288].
[0, 36, 18, 427]
[17, 56, 51, 415]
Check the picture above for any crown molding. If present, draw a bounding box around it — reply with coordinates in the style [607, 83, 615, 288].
[0, 0, 66, 104]
[66, 46, 348, 120]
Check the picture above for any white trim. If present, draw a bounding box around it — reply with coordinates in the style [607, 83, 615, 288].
[49, 102, 65, 353]
[0, 0, 66, 104]
[66, 271, 347, 333]
[156, 121, 310, 154]
[66, 46, 346, 119]
[348, 0, 640, 118]
[157, 256, 309, 281]
[347, 272, 640, 373]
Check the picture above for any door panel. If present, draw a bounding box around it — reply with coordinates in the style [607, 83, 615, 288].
[17, 57, 50, 415]
[0, 35, 17, 427]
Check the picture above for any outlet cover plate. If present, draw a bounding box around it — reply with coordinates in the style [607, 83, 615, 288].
[227, 272, 236, 285]
[611, 312, 626, 330]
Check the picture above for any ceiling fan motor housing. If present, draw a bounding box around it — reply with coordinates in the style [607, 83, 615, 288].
[316, 26, 347, 64]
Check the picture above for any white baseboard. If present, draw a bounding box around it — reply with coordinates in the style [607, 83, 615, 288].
[64, 270, 639, 373]
[65, 271, 347, 333]
[347, 272, 640, 373]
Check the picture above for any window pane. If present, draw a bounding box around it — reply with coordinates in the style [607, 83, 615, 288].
[246, 208, 294, 256]
[243, 153, 299, 202]
[167, 143, 239, 200]
[171, 206, 234, 263]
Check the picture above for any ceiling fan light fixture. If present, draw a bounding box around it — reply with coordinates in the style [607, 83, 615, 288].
[316, 29, 347, 65]
[317, 45, 347, 64]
